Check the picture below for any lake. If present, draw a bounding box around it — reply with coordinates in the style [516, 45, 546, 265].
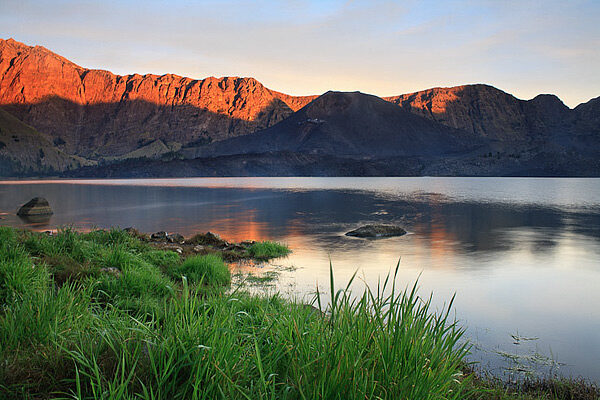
[1, 177, 599, 382]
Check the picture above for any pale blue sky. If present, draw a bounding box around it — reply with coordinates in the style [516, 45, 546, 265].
[1, 0, 598, 107]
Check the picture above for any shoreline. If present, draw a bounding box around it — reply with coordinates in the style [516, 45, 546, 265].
[0, 225, 598, 399]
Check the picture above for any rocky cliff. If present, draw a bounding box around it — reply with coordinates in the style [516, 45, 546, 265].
[1, 38, 598, 177]
[0, 38, 316, 158]
[384, 85, 578, 144]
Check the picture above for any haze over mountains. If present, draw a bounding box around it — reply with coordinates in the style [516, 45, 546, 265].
[1, 38, 598, 177]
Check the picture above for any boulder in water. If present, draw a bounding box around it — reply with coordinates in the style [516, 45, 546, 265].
[345, 224, 406, 238]
[17, 197, 53, 216]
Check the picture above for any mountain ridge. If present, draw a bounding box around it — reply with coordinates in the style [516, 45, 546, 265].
[0, 38, 317, 157]
[191, 91, 483, 159]
[0, 38, 598, 177]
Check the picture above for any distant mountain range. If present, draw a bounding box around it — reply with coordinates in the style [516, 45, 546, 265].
[1, 38, 598, 177]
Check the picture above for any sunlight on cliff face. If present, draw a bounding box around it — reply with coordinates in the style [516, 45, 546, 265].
[392, 87, 462, 115]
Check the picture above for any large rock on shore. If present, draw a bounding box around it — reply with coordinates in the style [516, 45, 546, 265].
[17, 197, 53, 216]
[345, 224, 406, 238]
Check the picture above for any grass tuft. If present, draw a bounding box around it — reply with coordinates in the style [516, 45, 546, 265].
[169, 254, 230, 286]
[247, 241, 290, 259]
[142, 249, 180, 269]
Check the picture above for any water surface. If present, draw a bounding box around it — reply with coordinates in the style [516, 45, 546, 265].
[1, 177, 599, 381]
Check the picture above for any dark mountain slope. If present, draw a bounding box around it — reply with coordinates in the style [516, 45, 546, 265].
[575, 97, 600, 136]
[0, 108, 92, 176]
[384, 85, 579, 142]
[192, 91, 482, 159]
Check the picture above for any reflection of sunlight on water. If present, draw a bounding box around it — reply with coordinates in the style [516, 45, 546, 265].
[1, 178, 600, 381]
[242, 223, 600, 380]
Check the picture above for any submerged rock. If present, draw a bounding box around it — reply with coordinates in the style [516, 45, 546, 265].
[17, 197, 53, 216]
[345, 224, 407, 238]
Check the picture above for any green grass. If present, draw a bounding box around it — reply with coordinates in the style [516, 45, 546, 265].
[247, 240, 291, 259]
[169, 254, 231, 286]
[142, 249, 180, 269]
[242, 271, 280, 285]
[0, 226, 596, 399]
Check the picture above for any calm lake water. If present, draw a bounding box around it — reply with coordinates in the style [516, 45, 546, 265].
[1, 177, 599, 381]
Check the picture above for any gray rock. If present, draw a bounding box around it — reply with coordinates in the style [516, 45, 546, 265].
[164, 245, 183, 254]
[190, 231, 228, 247]
[345, 224, 407, 238]
[224, 244, 245, 252]
[151, 231, 168, 240]
[17, 197, 53, 216]
[167, 233, 184, 244]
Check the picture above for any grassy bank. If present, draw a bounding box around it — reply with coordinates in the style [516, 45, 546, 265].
[0, 227, 597, 399]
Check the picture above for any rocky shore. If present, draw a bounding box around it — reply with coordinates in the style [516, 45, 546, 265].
[109, 227, 289, 262]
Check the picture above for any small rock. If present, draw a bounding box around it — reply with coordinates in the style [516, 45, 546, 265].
[17, 197, 53, 216]
[167, 233, 184, 244]
[345, 224, 407, 238]
[163, 245, 183, 253]
[193, 245, 206, 253]
[151, 231, 168, 240]
[190, 231, 228, 247]
[124, 227, 147, 239]
[224, 244, 245, 252]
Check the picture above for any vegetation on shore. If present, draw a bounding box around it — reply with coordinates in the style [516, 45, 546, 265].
[0, 226, 597, 399]
[247, 240, 291, 259]
[144, 230, 290, 262]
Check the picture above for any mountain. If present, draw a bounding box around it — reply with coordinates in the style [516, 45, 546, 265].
[575, 96, 600, 138]
[384, 84, 600, 163]
[190, 91, 481, 159]
[0, 38, 316, 158]
[1, 38, 599, 177]
[384, 84, 574, 142]
[95, 90, 598, 178]
[0, 108, 93, 176]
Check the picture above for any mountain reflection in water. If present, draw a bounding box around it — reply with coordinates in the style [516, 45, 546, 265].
[0, 177, 599, 381]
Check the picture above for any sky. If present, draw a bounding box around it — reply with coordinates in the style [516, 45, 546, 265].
[1, 0, 599, 107]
